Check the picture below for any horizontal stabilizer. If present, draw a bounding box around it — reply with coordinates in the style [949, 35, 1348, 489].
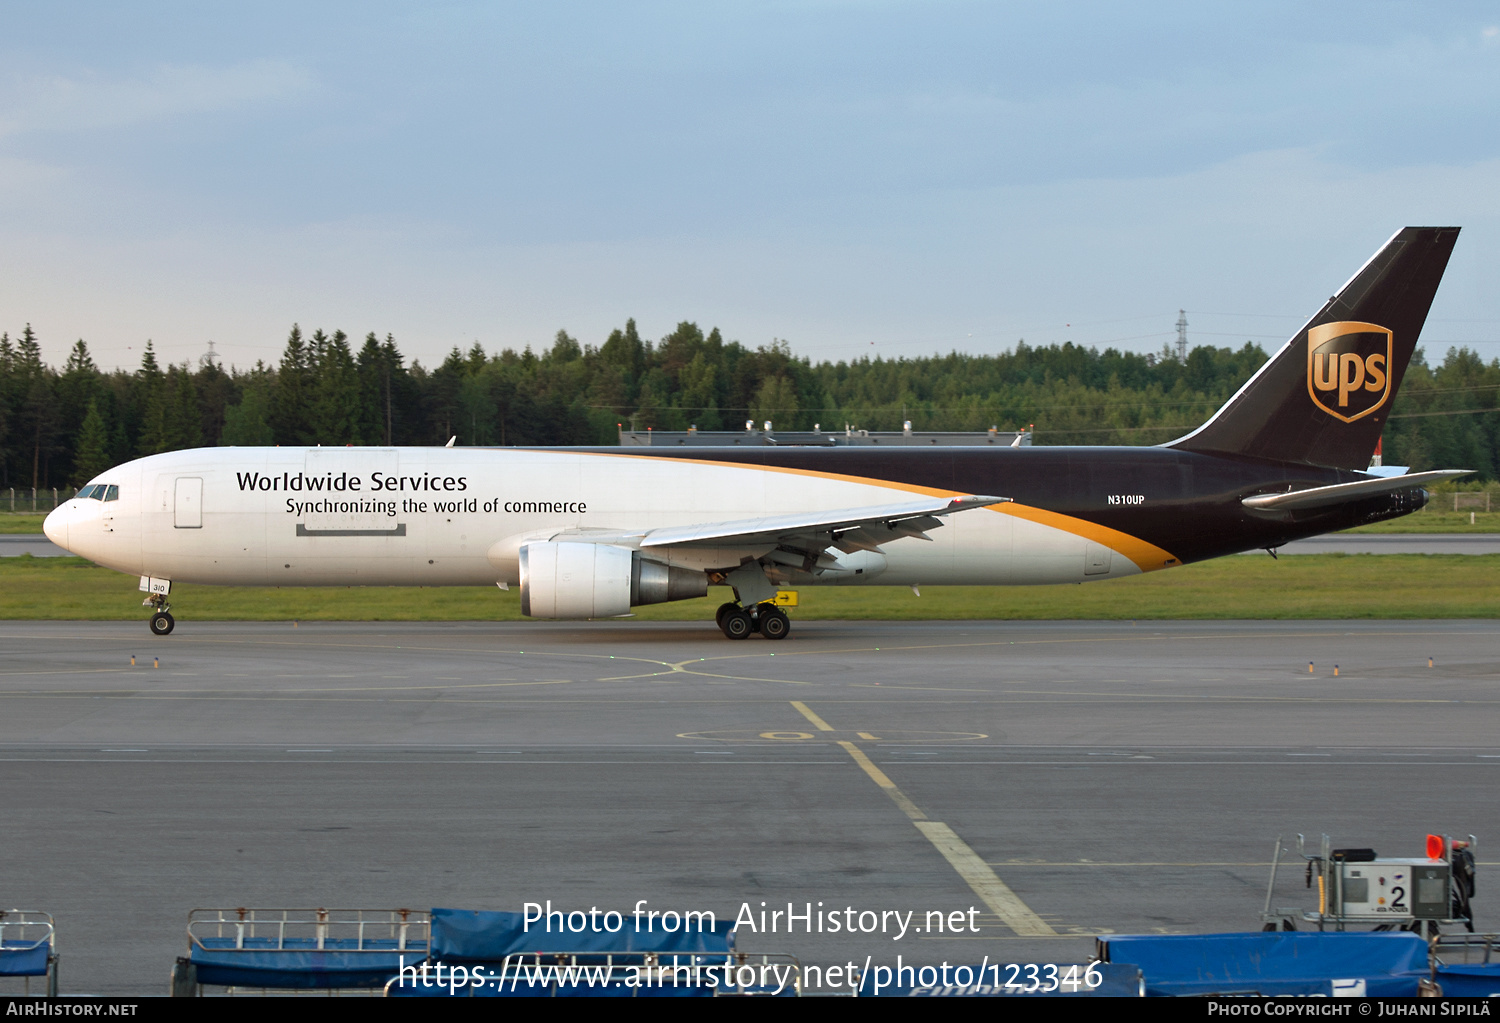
[640, 495, 1008, 549]
[1241, 470, 1471, 513]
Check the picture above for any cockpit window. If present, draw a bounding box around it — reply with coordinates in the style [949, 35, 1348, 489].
[76, 484, 119, 501]
[104, 485, 118, 501]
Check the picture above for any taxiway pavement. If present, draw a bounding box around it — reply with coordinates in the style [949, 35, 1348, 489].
[2, 619, 1497, 995]
[1, 535, 69, 557]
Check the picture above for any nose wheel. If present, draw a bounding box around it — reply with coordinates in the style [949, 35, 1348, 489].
[145, 593, 175, 635]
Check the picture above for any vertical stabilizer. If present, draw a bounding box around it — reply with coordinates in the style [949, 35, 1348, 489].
[1167, 227, 1459, 469]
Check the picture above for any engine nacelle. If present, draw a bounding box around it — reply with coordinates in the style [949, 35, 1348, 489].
[519, 542, 708, 619]
[520, 542, 632, 619]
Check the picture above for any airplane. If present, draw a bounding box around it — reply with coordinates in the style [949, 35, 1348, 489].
[44, 226, 1470, 641]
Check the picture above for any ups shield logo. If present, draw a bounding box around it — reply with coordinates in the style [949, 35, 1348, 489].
[1306, 321, 1392, 423]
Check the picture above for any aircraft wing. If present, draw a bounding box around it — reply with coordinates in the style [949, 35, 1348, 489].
[639, 494, 1009, 555]
[1241, 469, 1471, 513]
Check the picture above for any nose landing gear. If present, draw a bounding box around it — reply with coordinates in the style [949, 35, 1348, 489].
[145, 594, 175, 635]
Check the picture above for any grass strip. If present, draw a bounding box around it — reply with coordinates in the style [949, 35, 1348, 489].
[1340, 510, 1500, 533]
[3, 553, 1497, 621]
[0, 515, 48, 534]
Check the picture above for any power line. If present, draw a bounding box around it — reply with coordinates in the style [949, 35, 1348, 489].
[1389, 406, 1500, 420]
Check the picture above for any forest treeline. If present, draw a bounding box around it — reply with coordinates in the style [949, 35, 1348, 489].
[2, 319, 1498, 489]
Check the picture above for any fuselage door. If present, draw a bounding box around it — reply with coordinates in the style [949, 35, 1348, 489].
[1084, 542, 1111, 576]
[175, 477, 203, 529]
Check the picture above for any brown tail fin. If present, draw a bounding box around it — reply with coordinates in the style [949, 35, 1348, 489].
[1167, 227, 1459, 470]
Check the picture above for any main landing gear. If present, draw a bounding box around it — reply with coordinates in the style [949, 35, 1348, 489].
[715, 601, 790, 641]
[145, 594, 175, 636]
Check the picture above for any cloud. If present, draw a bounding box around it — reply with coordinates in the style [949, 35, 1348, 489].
[0, 59, 314, 139]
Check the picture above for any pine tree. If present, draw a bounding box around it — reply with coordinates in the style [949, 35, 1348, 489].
[428, 348, 466, 443]
[56, 339, 101, 484]
[749, 375, 799, 430]
[678, 352, 722, 430]
[72, 399, 112, 486]
[192, 350, 235, 446]
[163, 366, 203, 450]
[62, 338, 96, 376]
[271, 325, 313, 444]
[16, 325, 57, 488]
[355, 333, 387, 445]
[136, 342, 169, 455]
[137, 340, 162, 385]
[221, 363, 275, 446]
[458, 374, 497, 445]
[312, 329, 361, 443]
[378, 334, 415, 444]
[221, 384, 274, 446]
[599, 318, 646, 401]
[0, 332, 13, 486]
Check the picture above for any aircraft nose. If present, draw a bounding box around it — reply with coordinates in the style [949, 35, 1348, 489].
[42, 504, 70, 550]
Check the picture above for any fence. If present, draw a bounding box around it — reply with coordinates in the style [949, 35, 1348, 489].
[5, 489, 62, 514]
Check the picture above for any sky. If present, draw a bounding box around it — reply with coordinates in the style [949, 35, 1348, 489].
[1, 1, 1498, 372]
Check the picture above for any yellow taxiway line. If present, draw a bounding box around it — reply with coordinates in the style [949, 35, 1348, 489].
[791, 700, 1055, 937]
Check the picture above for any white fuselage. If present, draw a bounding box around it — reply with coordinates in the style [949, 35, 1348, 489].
[44, 447, 1143, 591]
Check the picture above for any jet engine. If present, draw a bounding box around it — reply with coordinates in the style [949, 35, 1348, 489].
[519, 542, 707, 619]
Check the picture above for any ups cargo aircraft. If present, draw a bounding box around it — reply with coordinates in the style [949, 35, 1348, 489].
[44, 227, 1470, 640]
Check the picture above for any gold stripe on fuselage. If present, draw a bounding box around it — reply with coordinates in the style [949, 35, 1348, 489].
[576, 450, 1180, 573]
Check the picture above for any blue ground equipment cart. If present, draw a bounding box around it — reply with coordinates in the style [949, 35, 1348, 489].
[0, 910, 57, 997]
